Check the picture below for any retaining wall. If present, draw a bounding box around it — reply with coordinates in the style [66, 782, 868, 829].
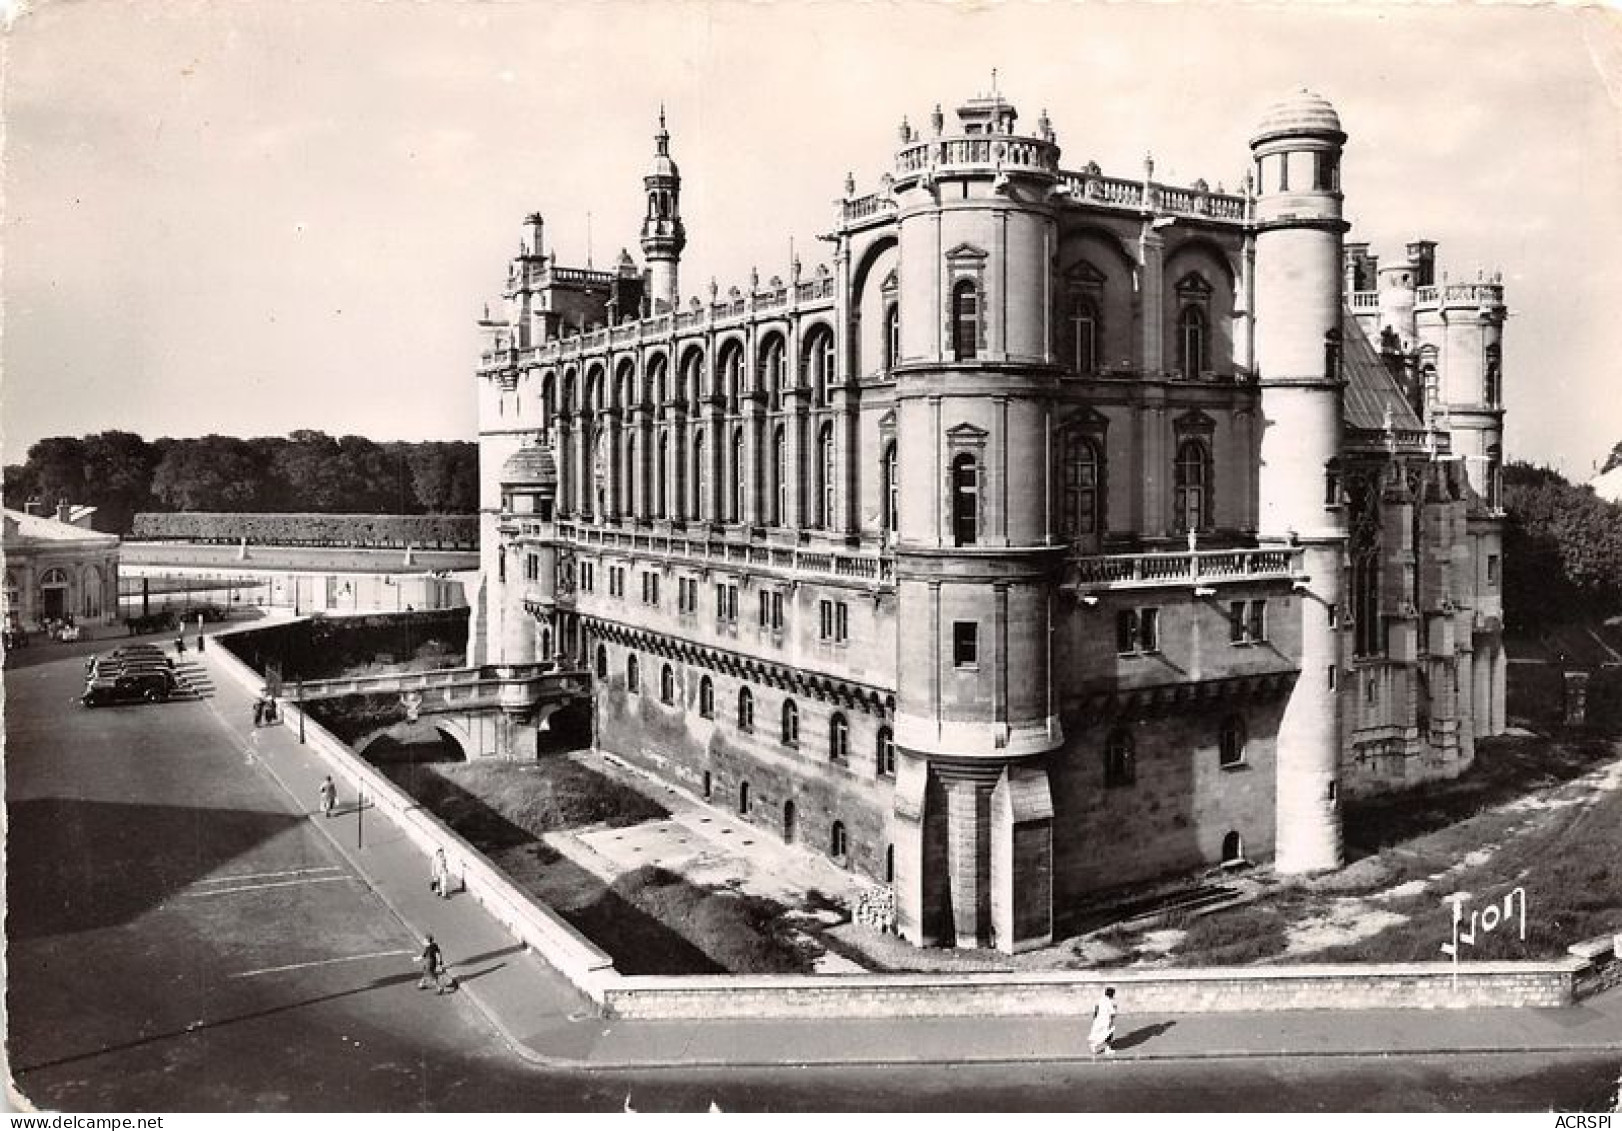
[598, 961, 1581, 1020]
[211, 622, 1592, 1022]
[212, 629, 616, 1001]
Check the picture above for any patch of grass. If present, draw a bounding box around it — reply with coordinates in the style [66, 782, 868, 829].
[1300, 766, 1622, 964]
[1170, 903, 1292, 965]
[1344, 734, 1615, 858]
[607, 866, 814, 974]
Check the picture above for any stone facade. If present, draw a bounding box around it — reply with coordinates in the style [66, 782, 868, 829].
[3, 502, 121, 631]
[469, 87, 1509, 952]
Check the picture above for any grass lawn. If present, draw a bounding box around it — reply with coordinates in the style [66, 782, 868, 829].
[379, 757, 817, 975]
[1149, 733, 1622, 967]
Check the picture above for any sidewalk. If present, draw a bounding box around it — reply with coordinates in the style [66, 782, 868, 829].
[196, 640, 1622, 1072]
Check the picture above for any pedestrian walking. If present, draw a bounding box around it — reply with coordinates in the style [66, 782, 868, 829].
[1089, 986, 1118, 1057]
[318, 775, 337, 819]
[430, 847, 452, 899]
[175, 634, 186, 655]
[252, 698, 265, 727]
[416, 935, 449, 993]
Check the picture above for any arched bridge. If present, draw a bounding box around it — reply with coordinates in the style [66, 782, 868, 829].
[288, 663, 591, 760]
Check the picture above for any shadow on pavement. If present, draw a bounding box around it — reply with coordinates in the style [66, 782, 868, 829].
[6, 797, 306, 939]
[1114, 1021, 1177, 1051]
[10, 970, 422, 1077]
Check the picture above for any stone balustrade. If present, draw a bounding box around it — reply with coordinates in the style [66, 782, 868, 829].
[547, 520, 893, 587]
[1069, 547, 1301, 591]
[1350, 291, 1379, 310]
[1415, 282, 1505, 307]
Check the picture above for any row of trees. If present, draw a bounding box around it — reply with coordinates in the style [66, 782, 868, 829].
[3, 431, 479, 534]
[1502, 460, 1622, 626]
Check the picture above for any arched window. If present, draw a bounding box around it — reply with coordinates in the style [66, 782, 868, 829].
[884, 303, 901, 372]
[830, 820, 848, 862]
[651, 357, 668, 419]
[952, 279, 980, 361]
[692, 431, 707, 521]
[772, 426, 787, 527]
[699, 676, 714, 719]
[817, 423, 836, 529]
[680, 348, 704, 413]
[1104, 728, 1135, 787]
[660, 663, 676, 705]
[1067, 293, 1100, 373]
[885, 844, 895, 883]
[1061, 432, 1103, 537]
[1219, 715, 1247, 768]
[951, 454, 979, 546]
[80, 565, 103, 619]
[656, 434, 669, 519]
[829, 712, 849, 763]
[595, 644, 608, 678]
[1484, 343, 1502, 406]
[805, 328, 834, 407]
[1173, 440, 1212, 534]
[729, 427, 744, 523]
[876, 726, 895, 777]
[626, 654, 640, 694]
[1178, 305, 1207, 380]
[781, 698, 799, 747]
[761, 336, 785, 411]
[541, 374, 556, 426]
[720, 343, 744, 412]
[624, 434, 637, 517]
[739, 781, 751, 816]
[737, 686, 755, 732]
[882, 442, 899, 539]
[782, 799, 796, 843]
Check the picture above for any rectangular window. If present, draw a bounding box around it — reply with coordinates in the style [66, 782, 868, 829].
[1118, 607, 1160, 655]
[818, 599, 850, 644]
[1116, 609, 1138, 655]
[580, 563, 594, 593]
[524, 554, 539, 581]
[1230, 600, 1267, 644]
[1487, 554, 1500, 588]
[759, 590, 783, 633]
[641, 573, 660, 607]
[952, 621, 978, 668]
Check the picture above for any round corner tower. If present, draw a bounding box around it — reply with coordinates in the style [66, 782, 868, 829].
[1250, 89, 1348, 875]
[887, 90, 1065, 953]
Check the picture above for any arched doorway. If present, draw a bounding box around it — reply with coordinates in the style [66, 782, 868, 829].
[38, 568, 70, 621]
[1221, 831, 1245, 864]
[782, 799, 796, 843]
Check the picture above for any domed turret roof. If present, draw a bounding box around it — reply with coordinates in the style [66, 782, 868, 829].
[500, 442, 557, 488]
[648, 108, 680, 179]
[1252, 89, 1344, 145]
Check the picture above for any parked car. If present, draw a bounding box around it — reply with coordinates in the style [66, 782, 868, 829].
[81, 668, 176, 706]
[88, 647, 174, 677]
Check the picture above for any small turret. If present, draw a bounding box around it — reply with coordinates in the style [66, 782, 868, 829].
[639, 107, 686, 313]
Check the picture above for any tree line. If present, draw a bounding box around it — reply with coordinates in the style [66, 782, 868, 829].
[1502, 459, 1622, 627]
[3, 431, 479, 535]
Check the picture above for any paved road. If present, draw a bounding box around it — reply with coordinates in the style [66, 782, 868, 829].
[6, 641, 1619, 1112]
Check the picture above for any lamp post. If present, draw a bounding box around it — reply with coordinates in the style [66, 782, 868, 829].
[296, 679, 305, 744]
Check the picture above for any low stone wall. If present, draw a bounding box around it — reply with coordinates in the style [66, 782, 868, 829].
[599, 961, 1582, 1020]
[211, 629, 615, 1002]
[211, 623, 1594, 1022]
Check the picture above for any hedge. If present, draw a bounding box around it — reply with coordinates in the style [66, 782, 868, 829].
[130, 512, 478, 549]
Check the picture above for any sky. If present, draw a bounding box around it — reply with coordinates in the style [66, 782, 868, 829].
[4, 1, 1621, 477]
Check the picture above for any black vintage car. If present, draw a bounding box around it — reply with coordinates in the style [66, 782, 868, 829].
[81, 668, 177, 706]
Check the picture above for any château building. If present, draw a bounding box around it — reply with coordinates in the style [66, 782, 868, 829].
[468, 89, 1508, 953]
